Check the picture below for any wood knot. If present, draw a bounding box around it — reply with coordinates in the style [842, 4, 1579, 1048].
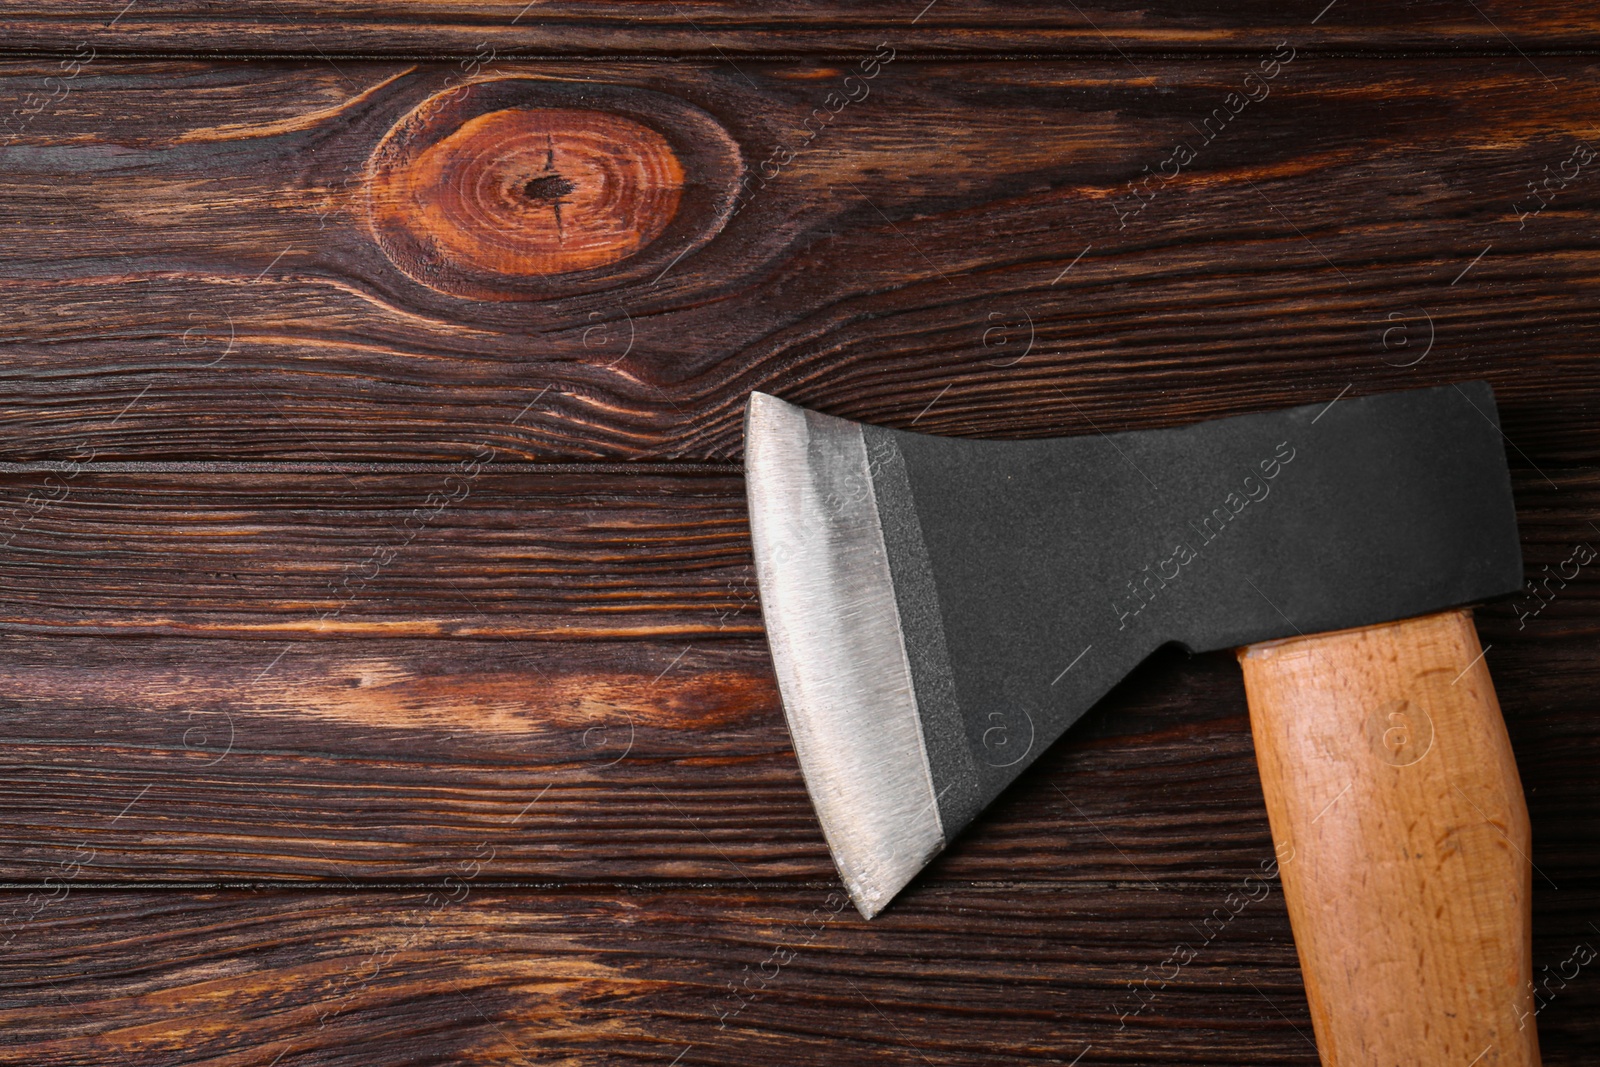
[366, 79, 740, 301]
[522, 174, 577, 201]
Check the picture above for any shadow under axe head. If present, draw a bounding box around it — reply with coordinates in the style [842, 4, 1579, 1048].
[742, 382, 1523, 918]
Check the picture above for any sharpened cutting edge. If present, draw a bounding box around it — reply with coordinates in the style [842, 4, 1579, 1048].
[744, 392, 944, 918]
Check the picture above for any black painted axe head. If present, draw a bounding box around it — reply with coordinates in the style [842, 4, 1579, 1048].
[743, 382, 1522, 918]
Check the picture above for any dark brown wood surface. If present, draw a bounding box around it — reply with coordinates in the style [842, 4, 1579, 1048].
[1, 15, 1598, 1067]
[0, 58, 1598, 464]
[5, 1, 1600, 55]
[0, 470, 1595, 892]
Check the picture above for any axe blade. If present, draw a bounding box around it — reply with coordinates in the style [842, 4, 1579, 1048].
[744, 383, 1522, 918]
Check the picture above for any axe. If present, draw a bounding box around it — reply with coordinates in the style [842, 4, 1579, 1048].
[743, 381, 1537, 1066]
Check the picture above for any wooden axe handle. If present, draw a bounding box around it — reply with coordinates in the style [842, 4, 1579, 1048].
[1237, 609, 1539, 1066]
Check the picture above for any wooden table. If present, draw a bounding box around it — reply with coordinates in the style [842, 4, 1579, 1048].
[2, 5, 1598, 1063]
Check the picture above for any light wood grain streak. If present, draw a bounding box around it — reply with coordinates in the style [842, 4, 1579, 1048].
[0, 620, 1592, 887]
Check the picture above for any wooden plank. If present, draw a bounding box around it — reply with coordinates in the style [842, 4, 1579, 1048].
[0, 573, 1592, 882]
[0, 58, 1597, 463]
[4, 2, 1600, 56]
[0, 465, 754, 639]
[0, 465, 1592, 639]
[0, 634, 1271, 883]
[1, 886, 1595, 1065]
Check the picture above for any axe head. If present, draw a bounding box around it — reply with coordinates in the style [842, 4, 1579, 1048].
[744, 382, 1522, 918]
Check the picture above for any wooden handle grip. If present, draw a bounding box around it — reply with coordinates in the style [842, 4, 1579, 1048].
[1237, 609, 1539, 1066]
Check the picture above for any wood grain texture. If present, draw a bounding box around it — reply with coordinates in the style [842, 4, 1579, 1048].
[365, 79, 738, 297]
[0, 885, 1310, 1066]
[0, 635, 1266, 883]
[1240, 611, 1538, 1067]
[0, 59, 1598, 462]
[4, 1, 1600, 56]
[0, 467, 1593, 884]
[0, 591, 1592, 886]
[0, 465, 1591, 640]
[1, 24, 1597, 1067]
[0, 886, 1595, 1066]
[0, 465, 756, 639]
